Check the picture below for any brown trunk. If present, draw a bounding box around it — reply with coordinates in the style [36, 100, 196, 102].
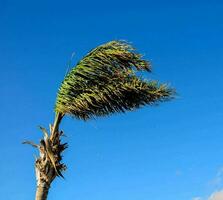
[35, 183, 50, 200]
[24, 113, 66, 200]
[34, 159, 55, 200]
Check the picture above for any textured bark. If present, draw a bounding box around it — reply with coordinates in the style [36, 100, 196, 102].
[24, 114, 67, 200]
[34, 157, 56, 200]
[35, 183, 50, 200]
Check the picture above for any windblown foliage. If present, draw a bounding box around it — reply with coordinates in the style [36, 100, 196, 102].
[55, 40, 174, 120]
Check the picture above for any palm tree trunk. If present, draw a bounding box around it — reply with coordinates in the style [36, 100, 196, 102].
[34, 157, 55, 200]
[35, 183, 50, 200]
[33, 113, 66, 200]
[22, 113, 66, 199]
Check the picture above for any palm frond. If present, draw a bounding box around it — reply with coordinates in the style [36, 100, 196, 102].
[55, 40, 175, 120]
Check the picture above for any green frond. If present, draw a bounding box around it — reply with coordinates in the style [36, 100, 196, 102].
[55, 40, 175, 120]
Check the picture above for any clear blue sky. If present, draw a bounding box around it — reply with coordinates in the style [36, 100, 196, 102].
[1, 1, 223, 200]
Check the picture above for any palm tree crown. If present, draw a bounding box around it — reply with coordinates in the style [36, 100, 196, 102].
[55, 40, 174, 120]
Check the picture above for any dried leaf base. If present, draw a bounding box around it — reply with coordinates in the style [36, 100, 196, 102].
[24, 123, 67, 200]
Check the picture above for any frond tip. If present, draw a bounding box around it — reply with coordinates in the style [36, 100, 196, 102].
[55, 40, 175, 120]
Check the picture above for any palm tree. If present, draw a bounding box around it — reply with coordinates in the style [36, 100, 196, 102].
[23, 40, 175, 200]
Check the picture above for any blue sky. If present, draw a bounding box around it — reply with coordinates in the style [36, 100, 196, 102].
[1, 1, 223, 199]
